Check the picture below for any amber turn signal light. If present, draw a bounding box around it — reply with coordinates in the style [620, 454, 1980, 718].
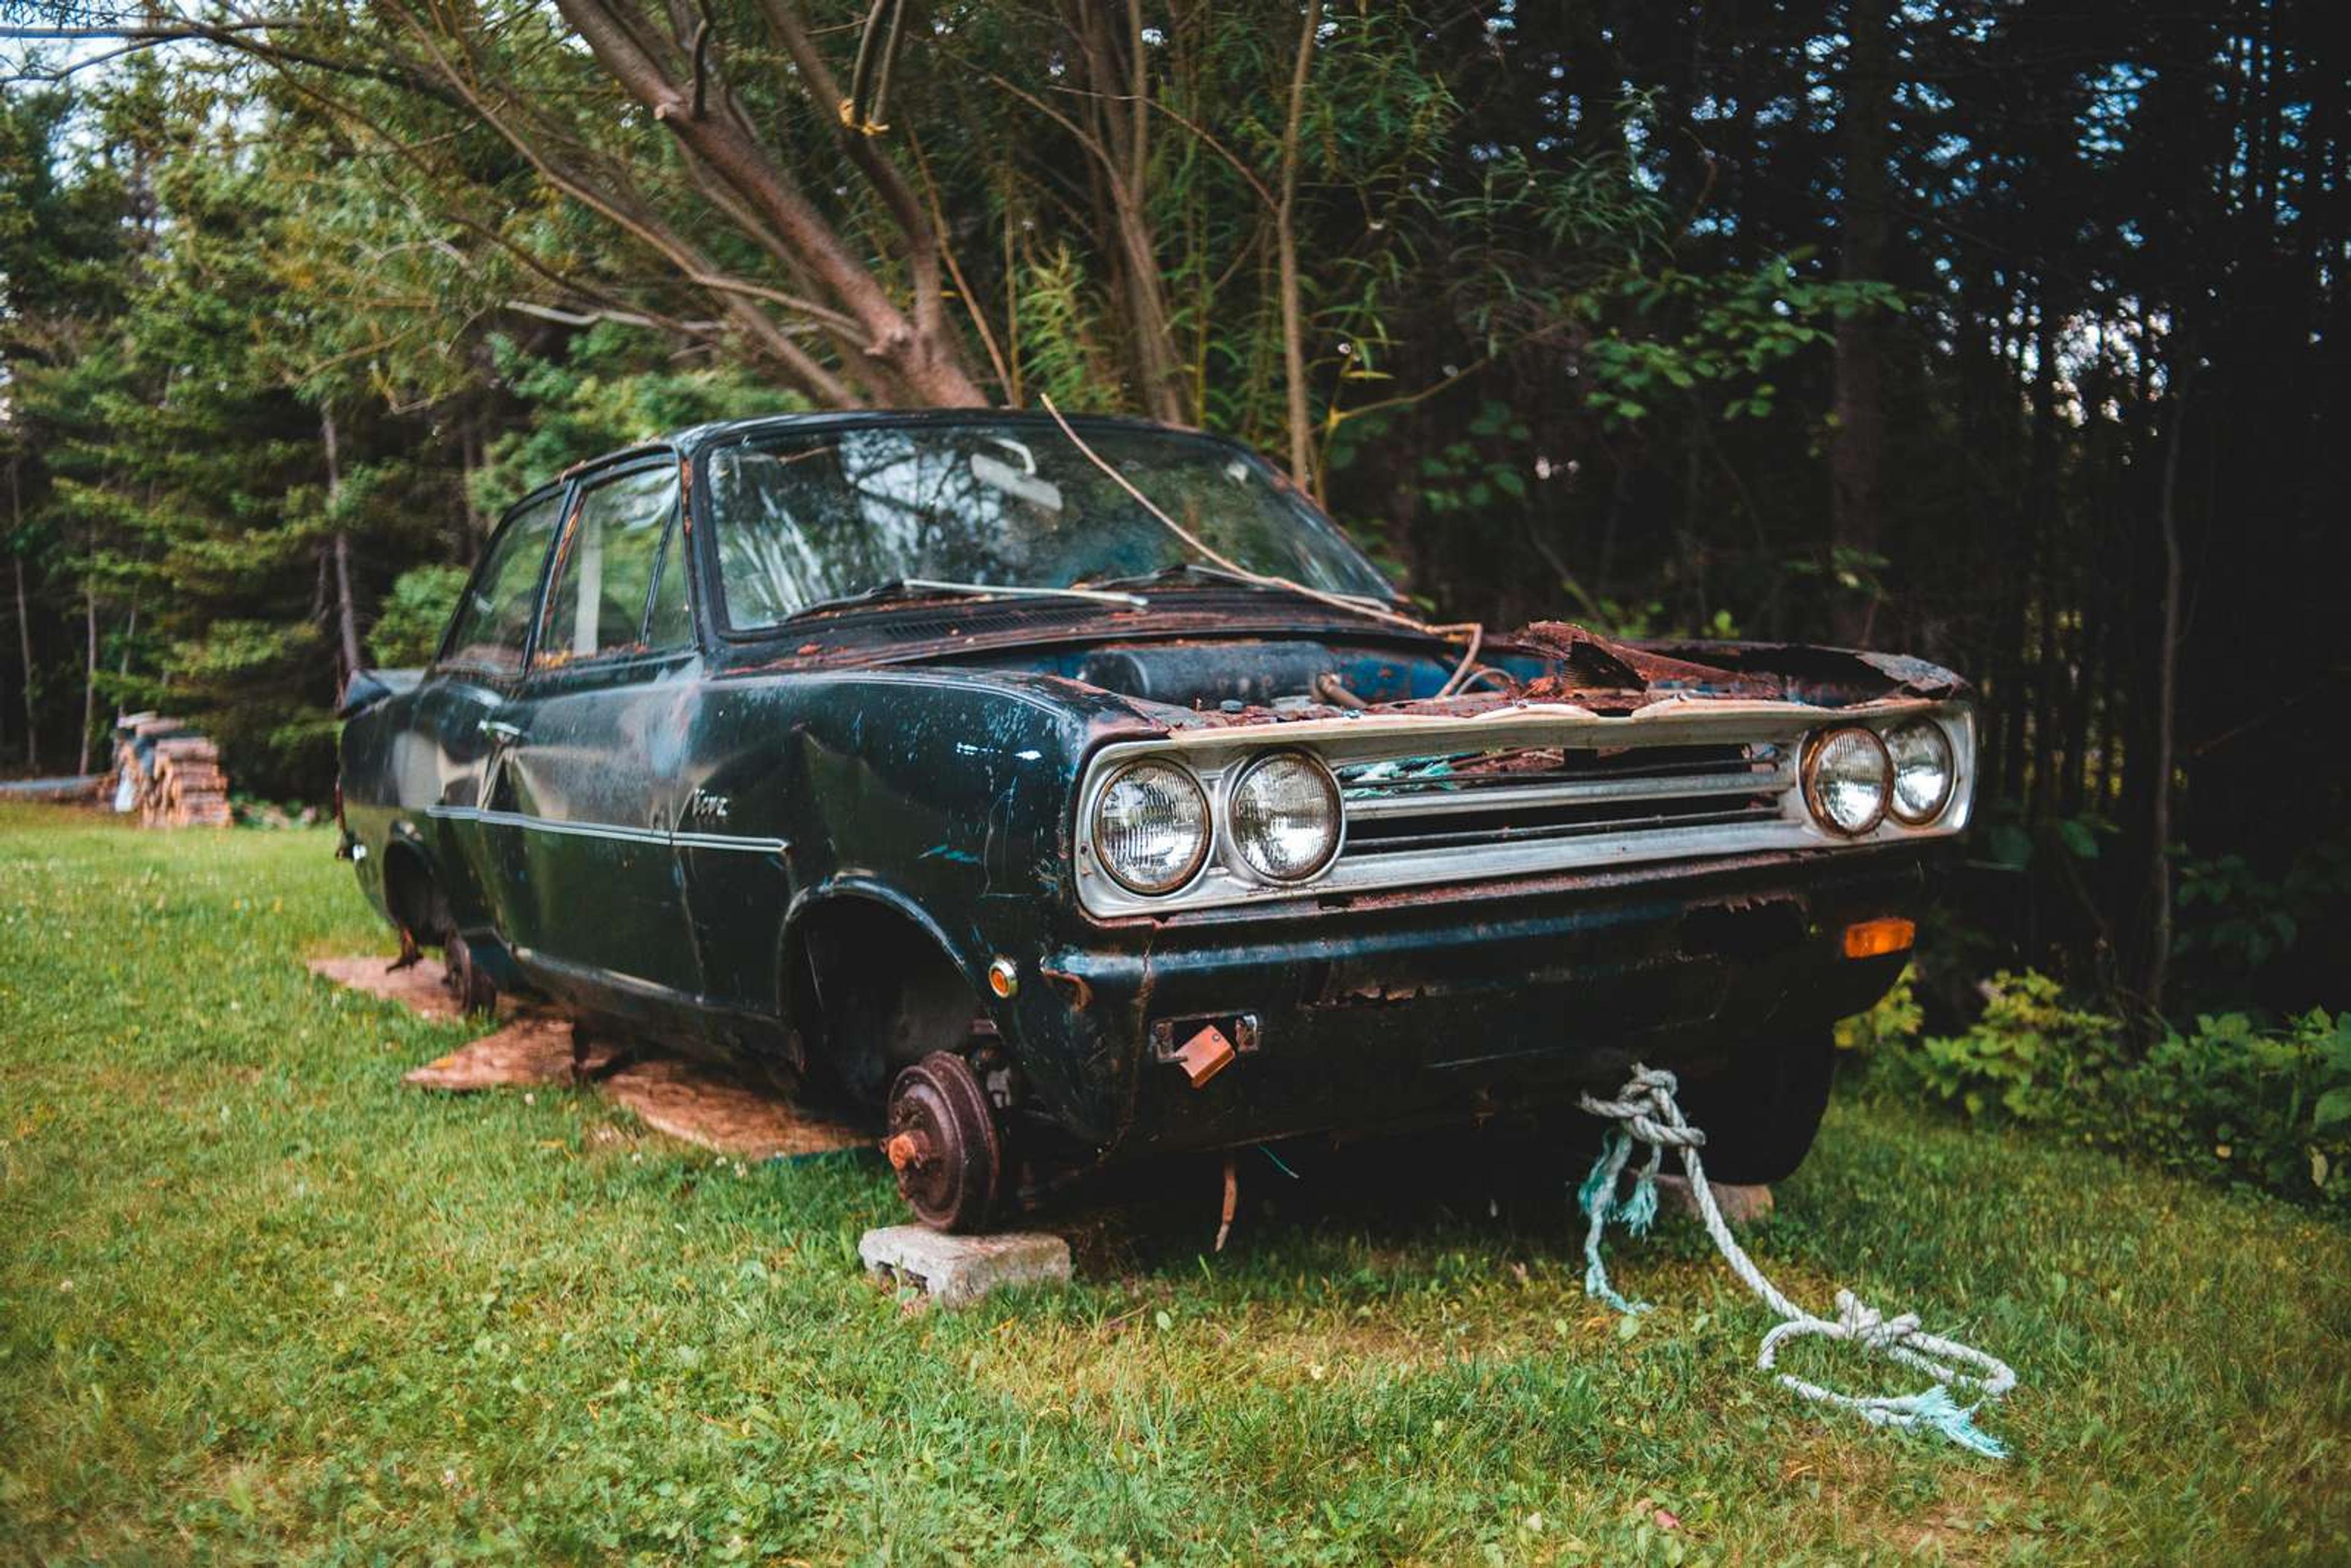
[1843, 917, 1916, 959]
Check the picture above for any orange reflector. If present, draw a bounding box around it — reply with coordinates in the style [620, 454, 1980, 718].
[986, 957, 1019, 999]
[1843, 917, 1916, 959]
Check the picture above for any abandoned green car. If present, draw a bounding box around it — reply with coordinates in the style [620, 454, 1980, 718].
[336, 411, 1974, 1229]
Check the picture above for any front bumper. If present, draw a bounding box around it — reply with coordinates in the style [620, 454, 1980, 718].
[1026, 846, 1929, 1154]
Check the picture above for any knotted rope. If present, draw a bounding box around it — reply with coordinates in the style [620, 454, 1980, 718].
[1577, 1066, 2017, 1457]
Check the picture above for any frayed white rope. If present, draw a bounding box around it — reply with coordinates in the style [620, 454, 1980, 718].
[1578, 1065, 2018, 1458]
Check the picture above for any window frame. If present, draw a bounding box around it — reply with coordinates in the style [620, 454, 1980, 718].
[639, 489, 699, 655]
[688, 415, 1402, 643]
[527, 451, 686, 674]
[430, 482, 569, 681]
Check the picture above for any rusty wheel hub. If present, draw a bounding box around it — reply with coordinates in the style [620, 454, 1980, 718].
[883, 1051, 1001, 1231]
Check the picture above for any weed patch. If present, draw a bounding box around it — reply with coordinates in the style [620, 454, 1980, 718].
[3, 803, 2348, 1562]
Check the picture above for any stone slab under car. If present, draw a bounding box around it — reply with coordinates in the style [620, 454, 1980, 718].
[1655, 1173, 1775, 1225]
[859, 1224, 1073, 1308]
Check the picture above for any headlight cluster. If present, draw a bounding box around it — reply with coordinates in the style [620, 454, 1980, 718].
[1093, 760, 1211, 894]
[1801, 718, 1959, 836]
[1091, 750, 1341, 896]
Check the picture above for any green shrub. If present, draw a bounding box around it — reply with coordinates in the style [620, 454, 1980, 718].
[1856, 969, 2351, 1212]
[1834, 962, 1922, 1056]
[366, 563, 470, 668]
[2107, 1010, 2351, 1208]
[1897, 969, 2124, 1121]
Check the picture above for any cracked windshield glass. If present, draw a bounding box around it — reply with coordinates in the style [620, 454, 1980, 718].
[706, 421, 1393, 629]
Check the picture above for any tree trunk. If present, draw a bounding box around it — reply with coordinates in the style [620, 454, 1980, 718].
[2027, 309, 2061, 823]
[4, 456, 20, 768]
[1070, 1, 1188, 426]
[460, 415, 487, 555]
[1276, 0, 1324, 490]
[323, 409, 364, 681]
[11, 527, 35, 770]
[77, 570, 96, 778]
[555, 0, 986, 407]
[1828, 0, 1893, 644]
[2142, 371, 2192, 1021]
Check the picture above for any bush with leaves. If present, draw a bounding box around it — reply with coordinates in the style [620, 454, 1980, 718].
[1850, 967, 2349, 1212]
[1884, 969, 2125, 1120]
[1834, 961, 1924, 1057]
[2104, 1011, 2351, 1209]
[366, 565, 470, 669]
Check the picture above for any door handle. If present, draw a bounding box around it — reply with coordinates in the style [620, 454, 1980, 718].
[477, 719, 523, 742]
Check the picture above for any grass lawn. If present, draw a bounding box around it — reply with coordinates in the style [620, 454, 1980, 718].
[3, 801, 2347, 1564]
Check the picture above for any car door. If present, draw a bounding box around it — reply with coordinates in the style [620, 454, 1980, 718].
[415, 488, 565, 945]
[491, 457, 707, 1019]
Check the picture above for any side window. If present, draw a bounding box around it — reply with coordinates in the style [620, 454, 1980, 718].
[440, 493, 562, 675]
[537, 465, 679, 667]
[644, 518, 694, 649]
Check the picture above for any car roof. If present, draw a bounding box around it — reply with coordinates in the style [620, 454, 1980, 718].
[584, 408, 1236, 468]
[502, 410, 1259, 530]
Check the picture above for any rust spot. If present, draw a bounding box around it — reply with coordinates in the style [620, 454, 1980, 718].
[1039, 965, 1094, 1009]
[1313, 672, 1366, 709]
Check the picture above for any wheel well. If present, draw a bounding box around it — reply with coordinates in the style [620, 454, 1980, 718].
[786, 896, 980, 1106]
[381, 841, 450, 941]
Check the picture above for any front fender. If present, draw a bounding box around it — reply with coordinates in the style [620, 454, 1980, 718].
[684, 669, 1152, 1131]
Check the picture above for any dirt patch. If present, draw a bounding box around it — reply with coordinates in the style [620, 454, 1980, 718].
[592, 1056, 868, 1160]
[400, 1014, 593, 1089]
[310, 953, 868, 1160]
[306, 955, 482, 1022]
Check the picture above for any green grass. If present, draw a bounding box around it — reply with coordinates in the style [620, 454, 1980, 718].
[2, 801, 2347, 1565]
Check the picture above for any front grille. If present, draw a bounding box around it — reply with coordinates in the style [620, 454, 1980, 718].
[1070, 703, 1972, 919]
[1336, 742, 1793, 859]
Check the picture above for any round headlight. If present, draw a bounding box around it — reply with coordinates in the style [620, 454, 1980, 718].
[1228, 751, 1341, 882]
[1804, 727, 1892, 836]
[1092, 760, 1210, 895]
[1884, 719, 1955, 824]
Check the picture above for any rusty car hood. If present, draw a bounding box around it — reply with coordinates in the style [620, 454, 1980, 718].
[713, 596, 1967, 742]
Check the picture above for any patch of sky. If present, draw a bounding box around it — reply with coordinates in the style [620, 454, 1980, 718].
[2080, 62, 2154, 160]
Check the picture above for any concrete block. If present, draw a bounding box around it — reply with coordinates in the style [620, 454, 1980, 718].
[1655, 1174, 1774, 1226]
[859, 1225, 1072, 1307]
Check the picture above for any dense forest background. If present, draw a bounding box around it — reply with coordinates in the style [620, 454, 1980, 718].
[2, 0, 2344, 1035]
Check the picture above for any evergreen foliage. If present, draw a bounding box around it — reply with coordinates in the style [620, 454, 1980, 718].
[2, 1, 2345, 1027]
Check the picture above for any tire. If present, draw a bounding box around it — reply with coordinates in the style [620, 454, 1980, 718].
[443, 931, 499, 1016]
[1670, 1030, 1835, 1185]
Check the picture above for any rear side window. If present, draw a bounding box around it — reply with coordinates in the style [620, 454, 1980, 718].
[440, 493, 561, 674]
[538, 465, 680, 667]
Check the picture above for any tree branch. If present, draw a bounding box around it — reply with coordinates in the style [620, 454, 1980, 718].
[1276, 0, 1324, 488]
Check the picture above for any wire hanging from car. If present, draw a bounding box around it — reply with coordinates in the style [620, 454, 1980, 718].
[1037, 396, 1489, 699]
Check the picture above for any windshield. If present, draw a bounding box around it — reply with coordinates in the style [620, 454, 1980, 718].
[704, 419, 1395, 631]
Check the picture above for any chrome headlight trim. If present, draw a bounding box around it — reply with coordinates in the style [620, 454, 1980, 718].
[1089, 757, 1212, 896]
[1884, 716, 1957, 825]
[1801, 725, 1894, 836]
[1223, 749, 1344, 884]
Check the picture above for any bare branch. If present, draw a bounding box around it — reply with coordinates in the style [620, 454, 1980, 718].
[2, 16, 469, 107]
[752, 0, 943, 335]
[503, 300, 731, 331]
